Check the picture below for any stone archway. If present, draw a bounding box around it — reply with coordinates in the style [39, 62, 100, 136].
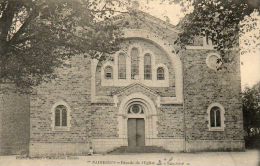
[117, 93, 158, 146]
[123, 29, 183, 103]
[91, 29, 183, 105]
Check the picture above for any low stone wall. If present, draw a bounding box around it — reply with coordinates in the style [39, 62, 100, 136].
[29, 139, 245, 156]
[148, 138, 185, 152]
[29, 142, 90, 157]
[186, 140, 245, 152]
[0, 143, 28, 155]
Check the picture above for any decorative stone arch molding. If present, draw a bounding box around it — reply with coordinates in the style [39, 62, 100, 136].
[91, 29, 183, 104]
[127, 43, 144, 56]
[117, 93, 158, 145]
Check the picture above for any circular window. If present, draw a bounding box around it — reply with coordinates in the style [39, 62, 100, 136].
[128, 104, 144, 114]
[206, 53, 222, 70]
[132, 105, 140, 113]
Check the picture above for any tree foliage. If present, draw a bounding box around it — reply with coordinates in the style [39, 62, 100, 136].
[239, 11, 260, 55]
[167, 0, 260, 61]
[0, 0, 126, 89]
[242, 83, 260, 137]
[1, 0, 260, 89]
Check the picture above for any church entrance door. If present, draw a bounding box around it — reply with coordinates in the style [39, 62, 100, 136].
[127, 118, 145, 147]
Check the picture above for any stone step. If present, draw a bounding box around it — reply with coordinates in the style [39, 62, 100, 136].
[109, 146, 171, 154]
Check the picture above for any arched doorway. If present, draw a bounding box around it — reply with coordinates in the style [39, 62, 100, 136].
[117, 93, 158, 147]
[127, 103, 146, 147]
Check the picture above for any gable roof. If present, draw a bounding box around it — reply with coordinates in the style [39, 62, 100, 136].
[111, 82, 159, 96]
[102, 9, 180, 34]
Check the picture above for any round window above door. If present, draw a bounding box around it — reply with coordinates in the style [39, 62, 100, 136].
[128, 104, 144, 114]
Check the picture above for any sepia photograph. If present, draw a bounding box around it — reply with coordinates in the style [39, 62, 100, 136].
[0, 0, 260, 165]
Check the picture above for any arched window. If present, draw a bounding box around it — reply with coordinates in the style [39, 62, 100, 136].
[207, 103, 225, 131]
[210, 106, 221, 127]
[55, 105, 67, 127]
[144, 54, 152, 80]
[118, 53, 126, 79]
[131, 48, 139, 79]
[104, 66, 113, 79]
[157, 67, 165, 80]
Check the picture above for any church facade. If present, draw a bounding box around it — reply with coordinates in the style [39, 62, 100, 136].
[24, 11, 244, 156]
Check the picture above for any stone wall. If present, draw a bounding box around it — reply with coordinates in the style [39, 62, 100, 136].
[157, 105, 184, 138]
[29, 55, 92, 156]
[28, 11, 245, 155]
[91, 105, 118, 138]
[182, 49, 244, 151]
[0, 84, 30, 155]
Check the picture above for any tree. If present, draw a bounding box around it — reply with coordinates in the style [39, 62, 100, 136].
[242, 84, 260, 137]
[166, 0, 260, 62]
[0, 0, 126, 89]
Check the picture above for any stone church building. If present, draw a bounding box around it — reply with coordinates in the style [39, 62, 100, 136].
[0, 9, 244, 156]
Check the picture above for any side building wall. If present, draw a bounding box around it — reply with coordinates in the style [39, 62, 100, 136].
[182, 49, 245, 152]
[0, 84, 30, 155]
[29, 55, 92, 156]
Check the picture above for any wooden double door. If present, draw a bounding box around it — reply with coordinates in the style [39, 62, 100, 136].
[127, 118, 145, 147]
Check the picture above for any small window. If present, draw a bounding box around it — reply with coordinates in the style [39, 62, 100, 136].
[210, 106, 221, 127]
[104, 66, 113, 79]
[157, 67, 165, 80]
[207, 103, 225, 131]
[206, 53, 222, 70]
[144, 54, 152, 80]
[55, 105, 67, 127]
[118, 53, 126, 79]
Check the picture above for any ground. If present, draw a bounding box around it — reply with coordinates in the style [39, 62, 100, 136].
[0, 150, 259, 166]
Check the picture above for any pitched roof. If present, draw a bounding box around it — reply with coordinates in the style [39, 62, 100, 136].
[102, 9, 180, 34]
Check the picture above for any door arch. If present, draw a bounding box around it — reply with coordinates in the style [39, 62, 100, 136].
[117, 93, 158, 146]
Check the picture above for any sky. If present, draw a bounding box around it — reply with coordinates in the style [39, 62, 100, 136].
[134, 0, 260, 90]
